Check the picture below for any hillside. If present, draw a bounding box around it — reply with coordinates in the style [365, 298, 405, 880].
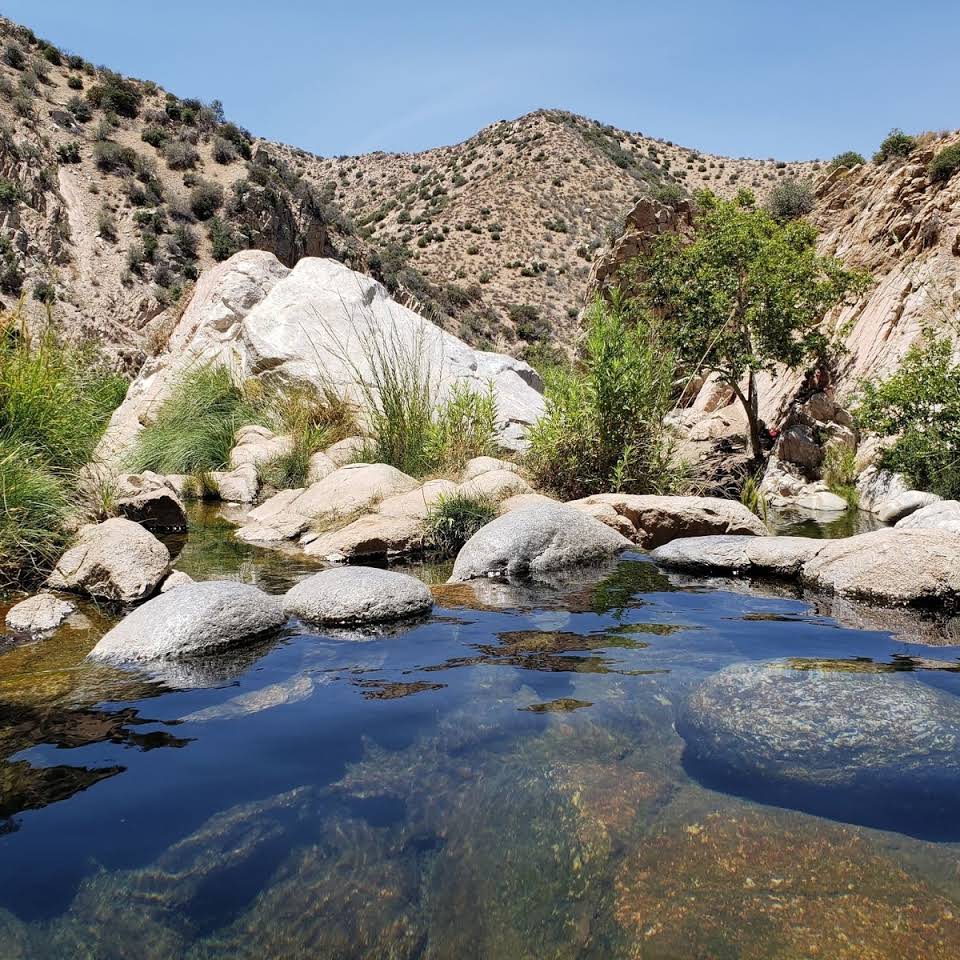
[0, 16, 812, 367]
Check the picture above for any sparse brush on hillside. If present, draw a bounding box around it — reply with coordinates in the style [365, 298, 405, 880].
[424, 491, 497, 557]
[527, 293, 681, 499]
[0, 304, 127, 587]
[855, 338, 960, 498]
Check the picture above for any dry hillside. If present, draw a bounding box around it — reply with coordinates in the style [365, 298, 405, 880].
[0, 16, 813, 367]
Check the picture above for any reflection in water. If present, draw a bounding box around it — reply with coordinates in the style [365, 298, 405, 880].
[1, 535, 960, 956]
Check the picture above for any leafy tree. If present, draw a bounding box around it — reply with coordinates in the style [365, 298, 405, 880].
[638, 190, 869, 460]
[874, 128, 915, 162]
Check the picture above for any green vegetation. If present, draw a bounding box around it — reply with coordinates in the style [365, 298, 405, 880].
[738, 473, 769, 522]
[821, 444, 859, 507]
[424, 492, 497, 557]
[55, 141, 81, 164]
[527, 294, 679, 499]
[873, 128, 915, 163]
[766, 178, 815, 221]
[928, 143, 960, 184]
[828, 151, 865, 170]
[86, 70, 142, 119]
[129, 365, 258, 475]
[856, 338, 960, 498]
[0, 307, 127, 587]
[638, 190, 868, 459]
[189, 180, 224, 220]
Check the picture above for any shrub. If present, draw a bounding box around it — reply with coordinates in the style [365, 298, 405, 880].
[128, 365, 258, 474]
[766, 177, 815, 221]
[32, 280, 56, 305]
[424, 381, 496, 472]
[93, 140, 136, 174]
[928, 143, 960, 184]
[163, 140, 200, 171]
[189, 179, 224, 220]
[0, 178, 21, 204]
[527, 295, 681, 499]
[873, 128, 915, 162]
[509, 303, 550, 342]
[212, 136, 238, 164]
[67, 74, 83, 90]
[86, 70, 142, 118]
[207, 216, 238, 261]
[2, 43, 24, 71]
[67, 94, 92, 123]
[855, 338, 960, 498]
[821, 444, 859, 507]
[141, 125, 167, 149]
[56, 141, 81, 164]
[424, 492, 497, 557]
[828, 151, 865, 170]
[97, 205, 118, 241]
[40, 43, 62, 66]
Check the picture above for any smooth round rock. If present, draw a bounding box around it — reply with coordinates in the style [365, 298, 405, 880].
[284, 567, 432, 625]
[679, 661, 960, 833]
[89, 580, 285, 662]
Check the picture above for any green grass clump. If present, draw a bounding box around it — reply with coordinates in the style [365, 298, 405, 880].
[0, 308, 127, 588]
[527, 295, 682, 500]
[821, 444, 859, 508]
[424, 492, 497, 557]
[129, 365, 258, 475]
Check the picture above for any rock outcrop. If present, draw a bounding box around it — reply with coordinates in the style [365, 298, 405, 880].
[97, 253, 546, 466]
[4, 594, 76, 634]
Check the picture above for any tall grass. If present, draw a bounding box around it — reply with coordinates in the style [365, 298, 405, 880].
[128, 365, 259, 475]
[527, 294, 683, 499]
[424, 491, 497, 557]
[0, 305, 128, 588]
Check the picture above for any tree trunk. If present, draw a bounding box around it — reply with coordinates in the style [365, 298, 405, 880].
[730, 371, 763, 463]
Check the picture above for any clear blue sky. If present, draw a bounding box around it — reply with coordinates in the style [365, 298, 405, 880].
[3, 1, 957, 161]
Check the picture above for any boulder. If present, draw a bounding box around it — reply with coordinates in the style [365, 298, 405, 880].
[284, 567, 432, 624]
[212, 463, 259, 503]
[679, 661, 960, 830]
[237, 463, 418, 542]
[877, 490, 941, 524]
[5, 594, 76, 634]
[897, 499, 960, 534]
[568, 499, 636, 538]
[113, 473, 187, 532]
[377, 479, 458, 520]
[498, 492, 557, 514]
[567, 494, 767, 548]
[801, 527, 960, 606]
[460, 456, 520, 483]
[302, 514, 425, 561]
[89, 580, 285, 662]
[48, 518, 170, 603]
[229, 426, 293, 470]
[775, 424, 822, 474]
[324, 436, 369, 466]
[856, 466, 910, 514]
[305, 451, 336, 484]
[449, 503, 630, 582]
[793, 489, 849, 513]
[160, 570, 195, 593]
[652, 535, 825, 578]
[457, 468, 532, 501]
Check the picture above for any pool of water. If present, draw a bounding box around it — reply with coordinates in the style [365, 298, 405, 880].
[1, 509, 960, 958]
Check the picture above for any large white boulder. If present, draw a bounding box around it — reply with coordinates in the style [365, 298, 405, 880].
[897, 499, 960, 534]
[89, 580, 285, 662]
[97, 253, 545, 466]
[48, 518, 170, 603]
[284, 567, 432, 624]
[449, 503, 631, 582]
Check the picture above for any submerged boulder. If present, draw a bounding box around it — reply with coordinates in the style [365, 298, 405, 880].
[680, 661, 960, 834]
[652, 535, 824, 578]
[5, 593, 76, 634]
[89, 580, 285, 662]
[48, 518, 170, 603]
[284, 567, 432, 624]
[449, 503, 630, 582]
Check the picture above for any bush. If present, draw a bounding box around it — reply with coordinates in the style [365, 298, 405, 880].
[856, 338, 960, 498]
[128, 365, 258, 475]
[828, 151, 865, 170]
[874, 128, 915, 162]
[527, 296, 681, 499]
[424, 492, 497, 558]
[2, 43, 24, 70]
[67, 74, 83, 90]
[821, 444, 858, 507]
[189, 179, 224, 220]
[93, 140, 136, 174]
[67, 93, 92, 123]
[212, 136, 238, 164]
[509, 303, 549, 342]
[141, 125, 167, 149]
[766, 177, 815, 221]
[97, 205, 118, 241]
[207, 216, 238, 261]
[0, 178, 21, 204]
[928, 143, 960, 184]
[56, 141, 81, 164]
[163, 140, 200, 171]
[32, 280, 56, 305]
[86, 70, 142, 118]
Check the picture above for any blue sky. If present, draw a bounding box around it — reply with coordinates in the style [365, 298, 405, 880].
[3, 1, 957, 161]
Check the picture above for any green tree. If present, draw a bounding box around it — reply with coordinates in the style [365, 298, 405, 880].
[638, 190, 868, 460]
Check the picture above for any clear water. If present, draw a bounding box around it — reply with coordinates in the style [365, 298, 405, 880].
[1, 508, 960, 958]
